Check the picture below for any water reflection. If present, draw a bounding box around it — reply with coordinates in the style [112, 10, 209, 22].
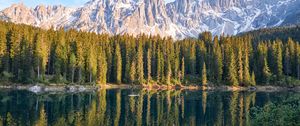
[0, 90, 298, 126]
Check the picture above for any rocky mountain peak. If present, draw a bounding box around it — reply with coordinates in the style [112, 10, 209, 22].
[0, 0, 299, 39]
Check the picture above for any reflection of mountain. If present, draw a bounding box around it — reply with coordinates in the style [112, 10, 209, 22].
[1, 0, 300, 39]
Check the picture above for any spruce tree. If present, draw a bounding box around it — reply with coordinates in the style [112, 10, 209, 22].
[189, 43, 196, 74]
[213, 39, 223, 84]
[87, 47, 97, 83]
[275, 41, 283, 77]
[228, 51, 238, 86]
[137, 43, 144, 85]
[33, 32, 49, 80]
[202, 62, 208, 86]
[129, 61, 136, 84]
[166, 60, 172, 86]
[250, 71, 256, 86]
[237, 46, 244, 84]
[147, 48, 151, 84]
[263, 58, 272, 84]
[75, 38, 85, 83]
[69, 53, 76, 83]
[180, 57, 185, 84]
[113, 43, 122, 84]
[284, 46, 291, 75]
[243, 47, 251, 85]
[97, 48, 107, 85]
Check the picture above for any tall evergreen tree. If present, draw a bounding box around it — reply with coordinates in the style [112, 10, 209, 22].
[189, 43, 196, 74]
[263, 58, 272, 84]
[237, 46, 244, 84]
[113, 43, 122, 84]
[180, 57, 185, 84]
[228, 51, 238, 86]
[250, 71, 256, 86]
[273, 41, 283, 77]
[243, 46, 251, 85]
[97, 48, 107, 85]
[166, 60, 172, 86]
[129, 61, 136, 84]
[284, 46, 291, 75]
[69, 53, 76, 83]
[202, 62, 207, 86]
[136, 43, 144, 85]
[33, 32, 49, 80]
[147, 48, 151, 84]
[213, 38, 223, 84]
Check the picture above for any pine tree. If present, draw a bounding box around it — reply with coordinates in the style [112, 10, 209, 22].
[156, 48, 164, 82]
[228, 51, 238, 86]
[274, 41, 283, 77]
[250, 71, 256, 86]
[129, 61, 136, 84]
[75, 37, 85, 83]
[97, 48, 107, 85]
[33, 32, 49, 80]
[243, 46, 251, 85]
[297, 44, 300, 79]
[69, 53, 76, 83]
[202, 62, 208, 86]
[113, 43, 122, 84]
[180, 57, 185, 84]
[87, 47, 97, 83]
[237, 46, 244, 84]
[136, 43, 144, 85]
[147, 48, 151, 84]
[35, 106, 47, 126]
[189, 43, 196, 74]
[263, 58, 272, 84]
[284, 46, 291, 75]
[7, 29, 22, 79]
[0, 29, 7, 73]
[213, 39, 223, 84]
[166, 60, 172, 86]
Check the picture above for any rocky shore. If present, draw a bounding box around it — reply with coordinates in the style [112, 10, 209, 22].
[0, 83, 300, 93]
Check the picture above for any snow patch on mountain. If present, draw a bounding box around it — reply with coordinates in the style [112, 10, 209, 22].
[0, 0, 299, 39]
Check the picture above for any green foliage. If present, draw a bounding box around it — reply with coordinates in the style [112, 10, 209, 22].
[250, 71, 256, 86]
[0, 21, 299, 86]
[0, 71, 13, 82]
[97, 48, 107, 85]
[227, 51, 238, 86]
[201, 62, 207, 86]
[113, 43, 122, 84]
[6, 112, 16, 126]
[0, 116, 3, 126]
[35, 106, 47, 126]
[251, 96, 300, 126]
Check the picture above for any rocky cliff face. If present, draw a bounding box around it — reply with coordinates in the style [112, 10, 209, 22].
[0, 0, 299, 39]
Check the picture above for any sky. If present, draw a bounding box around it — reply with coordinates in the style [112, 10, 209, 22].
[0, 0, 176, 10]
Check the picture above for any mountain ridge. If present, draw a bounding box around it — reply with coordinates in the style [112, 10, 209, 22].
[0, 0, 299, 39]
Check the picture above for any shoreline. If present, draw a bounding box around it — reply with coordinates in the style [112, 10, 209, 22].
[0, 83, 300, 93]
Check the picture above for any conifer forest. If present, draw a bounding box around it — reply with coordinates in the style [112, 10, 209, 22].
[0, 21, 300, 87]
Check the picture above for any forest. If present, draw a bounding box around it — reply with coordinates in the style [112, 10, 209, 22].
[0, 21, 300, 87]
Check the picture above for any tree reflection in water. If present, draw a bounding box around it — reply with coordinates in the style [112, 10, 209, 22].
[0, 90, 299, 126]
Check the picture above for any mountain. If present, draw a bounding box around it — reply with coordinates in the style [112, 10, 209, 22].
[0, 0, 299, 39]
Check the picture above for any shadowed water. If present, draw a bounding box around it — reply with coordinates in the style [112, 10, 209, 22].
[0, 89, 299, 126]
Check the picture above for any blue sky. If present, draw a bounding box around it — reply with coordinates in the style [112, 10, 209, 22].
[0, 0, 176, 10]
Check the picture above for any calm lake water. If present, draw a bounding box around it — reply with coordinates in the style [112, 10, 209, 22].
[0, 89, 299, 126]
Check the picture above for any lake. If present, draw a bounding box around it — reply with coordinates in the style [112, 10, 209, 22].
[0, 89, 299, 126]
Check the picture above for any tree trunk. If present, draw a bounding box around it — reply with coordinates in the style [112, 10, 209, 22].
[90, 72, 92, 83]
[78, 68, 82, 83]
[71, 68, 75, 83]
[297, 64, 300, 79]
[37, 65, 40, 79]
